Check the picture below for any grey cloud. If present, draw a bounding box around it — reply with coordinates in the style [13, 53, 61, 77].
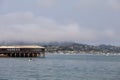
[75, 0, 120, 10]
[0, 0, 3, 7]
[0, 12, 119, 43]
[0, 12, 96, 42]
[107, 0, 120, 10]
[37, 0, 56, 8]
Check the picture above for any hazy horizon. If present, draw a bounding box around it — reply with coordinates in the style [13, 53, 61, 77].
[0, 0, 120, 45]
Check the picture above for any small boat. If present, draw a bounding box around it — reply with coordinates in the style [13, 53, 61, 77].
[29, 58, 32, 61]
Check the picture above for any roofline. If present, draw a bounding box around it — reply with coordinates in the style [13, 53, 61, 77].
[0, 45, 45, 49]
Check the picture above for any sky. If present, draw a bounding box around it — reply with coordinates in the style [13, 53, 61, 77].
[0, 0, 120, 45]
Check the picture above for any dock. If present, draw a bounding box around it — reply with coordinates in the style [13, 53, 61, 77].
[0, 45, 45, 57]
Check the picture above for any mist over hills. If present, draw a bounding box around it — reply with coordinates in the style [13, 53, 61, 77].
[0, 41, 120, 54]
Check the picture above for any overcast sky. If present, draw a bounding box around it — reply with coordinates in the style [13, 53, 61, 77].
[0, 0, 120, 45]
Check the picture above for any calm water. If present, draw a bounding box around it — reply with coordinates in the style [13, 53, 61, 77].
[0, 54, 120, 80]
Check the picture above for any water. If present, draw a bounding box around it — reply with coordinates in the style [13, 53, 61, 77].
[0, 54, 120, 80]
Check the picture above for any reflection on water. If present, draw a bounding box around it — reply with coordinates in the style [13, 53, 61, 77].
[0, 54, 120, 80]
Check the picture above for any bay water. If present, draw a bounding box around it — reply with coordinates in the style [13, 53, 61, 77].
[0, 54, 120, 80]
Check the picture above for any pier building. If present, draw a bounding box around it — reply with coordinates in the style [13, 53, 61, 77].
[0, 45, 45, 57]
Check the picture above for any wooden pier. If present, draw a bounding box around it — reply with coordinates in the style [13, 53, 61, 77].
[0, 45, 45, 57]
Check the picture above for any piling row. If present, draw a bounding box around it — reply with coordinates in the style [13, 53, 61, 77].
[6, 52, 45, 57]
[0, 45, 45, 58]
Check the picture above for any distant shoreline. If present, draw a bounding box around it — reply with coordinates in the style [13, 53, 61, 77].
[45, 52, 120, 56]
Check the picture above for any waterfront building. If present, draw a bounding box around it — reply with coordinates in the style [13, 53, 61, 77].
[0, 45, 45, 57]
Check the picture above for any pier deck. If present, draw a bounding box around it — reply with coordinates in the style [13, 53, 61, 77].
[0, 45, 45, 57]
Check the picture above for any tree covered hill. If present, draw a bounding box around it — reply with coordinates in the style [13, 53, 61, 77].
[0, 41, 120, 54]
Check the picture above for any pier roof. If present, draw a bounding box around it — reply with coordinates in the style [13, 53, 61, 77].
[0, 45, 45, 48]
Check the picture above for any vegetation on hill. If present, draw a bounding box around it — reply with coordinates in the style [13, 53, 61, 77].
[0, 41, 120, 54]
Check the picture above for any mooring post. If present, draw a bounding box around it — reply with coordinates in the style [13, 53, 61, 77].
[10, 53, 12, 57]
[15, 53, 16, 57]
[27, 53, 29, 57]
[24, 53, 25, 57]
[19, 53, 21, 57]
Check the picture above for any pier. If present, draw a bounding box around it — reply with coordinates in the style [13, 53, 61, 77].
[0, 45, 45, 57]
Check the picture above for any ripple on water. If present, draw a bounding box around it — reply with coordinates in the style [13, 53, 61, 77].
[0, 54, 120, 80]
